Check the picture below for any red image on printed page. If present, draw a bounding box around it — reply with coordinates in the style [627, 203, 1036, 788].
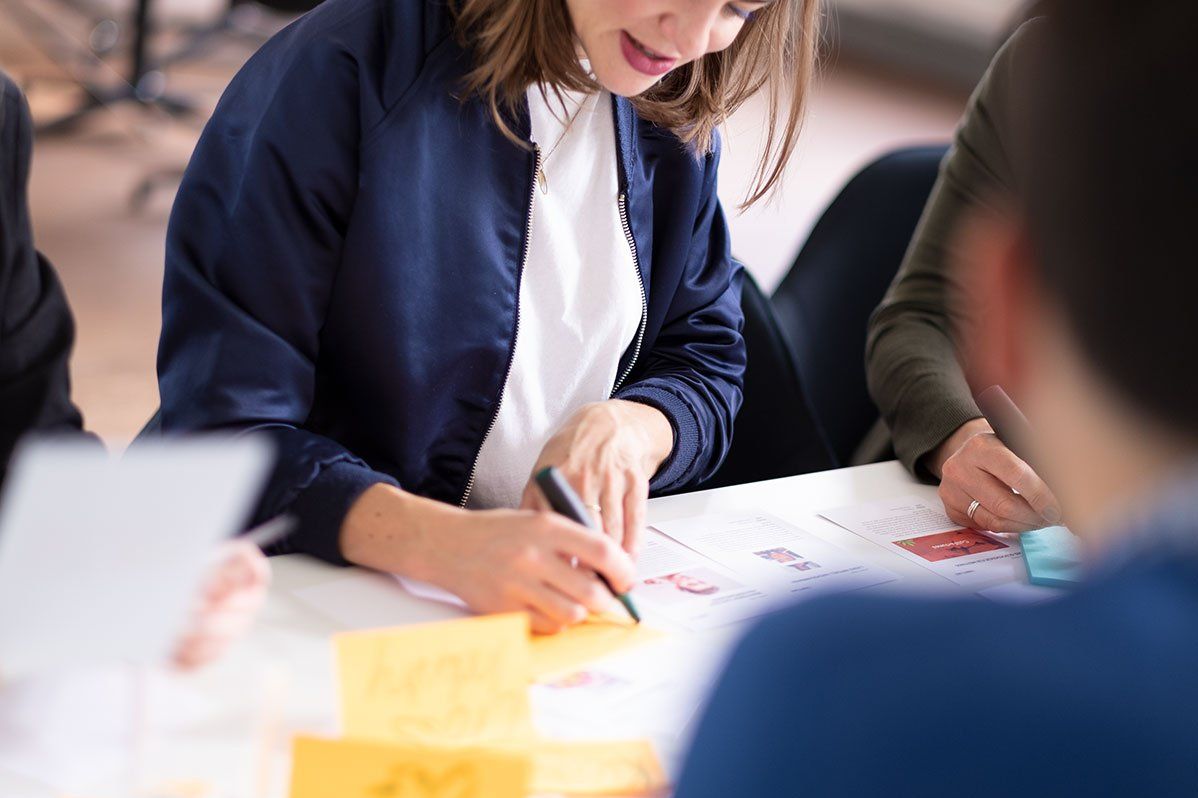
[893, 529, 1008, 562]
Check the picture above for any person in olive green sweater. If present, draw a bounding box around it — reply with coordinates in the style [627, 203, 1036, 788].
[865, 21, 1063, 534]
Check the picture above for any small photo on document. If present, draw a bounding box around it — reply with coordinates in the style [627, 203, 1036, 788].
[639, 567, 744, 605]
[753, 547, 802, 564]
[894, 529, 1009, 562]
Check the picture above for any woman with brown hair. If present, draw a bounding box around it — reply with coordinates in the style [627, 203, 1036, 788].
[158, 0, 819, 633]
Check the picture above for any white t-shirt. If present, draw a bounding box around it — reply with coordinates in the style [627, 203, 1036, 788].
[466, 85, 643, 510]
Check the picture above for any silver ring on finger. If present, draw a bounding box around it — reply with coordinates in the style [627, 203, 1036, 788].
[587, 504, 602, 514]
[967, 499, 982, 521]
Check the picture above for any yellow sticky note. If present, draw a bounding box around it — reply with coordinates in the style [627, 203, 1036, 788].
[530, 615, 664, 680]
[335, 613, 534, 744]
[531, 740, 668, 795]
[288, 735, 529, 798]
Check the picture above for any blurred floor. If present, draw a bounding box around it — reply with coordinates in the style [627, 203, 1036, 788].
[0, 2, 968, 445]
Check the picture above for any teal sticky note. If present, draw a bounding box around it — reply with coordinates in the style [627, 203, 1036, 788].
[1021, 526, 1084, 588]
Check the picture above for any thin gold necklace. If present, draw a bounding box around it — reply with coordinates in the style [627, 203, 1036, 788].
[536, 92, 585, 194]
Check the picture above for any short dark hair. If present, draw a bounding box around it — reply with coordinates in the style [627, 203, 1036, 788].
[1016, 1, 1198, 439]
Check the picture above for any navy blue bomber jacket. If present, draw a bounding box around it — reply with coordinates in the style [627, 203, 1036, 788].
[158, 0, 746, 564]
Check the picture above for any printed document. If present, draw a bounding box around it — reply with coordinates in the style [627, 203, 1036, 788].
[630, 529, 779, 631]
[651, 511, 900, 600]
[819, 495, 1026, 589]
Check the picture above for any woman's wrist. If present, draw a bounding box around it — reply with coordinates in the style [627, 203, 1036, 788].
[925, 417, 993, 479]
[339, 482, 460, 580]
[610, 399, 674, 475]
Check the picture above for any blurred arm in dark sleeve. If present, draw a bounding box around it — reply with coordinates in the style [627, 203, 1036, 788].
[864, 23, 1039, 478]
[0, 73, 90, 485]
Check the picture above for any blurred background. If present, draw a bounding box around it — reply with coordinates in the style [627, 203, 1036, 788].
[0, 0, 1030, 445]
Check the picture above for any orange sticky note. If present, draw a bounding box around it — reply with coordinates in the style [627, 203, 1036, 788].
[288, 735, 529, 798]
[531, 740, 668, 795]
[335, 613, 534, 744]
[530, 615, 664, 680]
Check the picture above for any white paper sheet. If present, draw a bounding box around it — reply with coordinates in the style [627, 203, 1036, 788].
[292, 571, 469, 630]
[819, 495, 1027, 589]
[394, 575, 469, 609]
[651, 511, 900, 600]
[0, 666, 137, 792]
[630, 529, 780, 631]
[0, 665, 217, 795]
[530, 631, 740, 775]
[0, 437, 272, 682]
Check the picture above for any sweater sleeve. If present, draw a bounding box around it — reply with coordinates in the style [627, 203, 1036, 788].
[615, 135, 746, 491]
[157, 18, 404, 565]
[864, 22, 1041, 478]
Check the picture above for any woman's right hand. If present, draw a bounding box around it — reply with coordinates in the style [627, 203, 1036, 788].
[341, 485, 636, 634]
[927, 418, 1062, 533]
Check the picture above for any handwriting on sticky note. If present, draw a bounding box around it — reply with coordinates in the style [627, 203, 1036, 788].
[530, 615, 664, 680]
[335, 613, 533, 744]
[288, 735, 529, 798]
[531, 740, 668, 795]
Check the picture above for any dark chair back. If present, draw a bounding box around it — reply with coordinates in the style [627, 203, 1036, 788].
[771, 145, 948, 465]
[688, 270, 835, 493]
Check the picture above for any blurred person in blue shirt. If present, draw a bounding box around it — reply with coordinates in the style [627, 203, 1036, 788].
[676, 1, 1198, 795]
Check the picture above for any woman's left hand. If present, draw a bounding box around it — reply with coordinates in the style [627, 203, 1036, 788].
[171, 540, 271, 671]
[520, 400, 673, 557]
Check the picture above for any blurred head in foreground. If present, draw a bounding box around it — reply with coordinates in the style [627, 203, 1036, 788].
[674, 7, 1198, 796]
[958, 0, 1198, 543]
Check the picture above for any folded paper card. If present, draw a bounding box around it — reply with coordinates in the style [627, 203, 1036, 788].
[288, 735, 529, 798]
[335, 613, 534, 745]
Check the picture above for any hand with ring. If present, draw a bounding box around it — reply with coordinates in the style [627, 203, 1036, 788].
[520, 400, 674, 556]
[926, 418, 1063, 533]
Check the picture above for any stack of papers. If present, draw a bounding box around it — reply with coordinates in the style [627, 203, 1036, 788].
[820, 495, 1027, 589]
[819, 495, 1067, 603]
[289, 613, 669, 797]
[641, 511, 900, 630]
[292, 509, 907, 780]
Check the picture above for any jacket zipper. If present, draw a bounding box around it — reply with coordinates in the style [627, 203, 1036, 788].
[459, 145, 542, 508]
[611, 192, 647, 395]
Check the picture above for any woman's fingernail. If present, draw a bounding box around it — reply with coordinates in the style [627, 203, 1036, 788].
[1043, 506, 1062, 525]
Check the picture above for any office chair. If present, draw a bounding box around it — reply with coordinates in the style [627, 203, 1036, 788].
[686, 269, 835, 493]
[771, 144, 949, 466]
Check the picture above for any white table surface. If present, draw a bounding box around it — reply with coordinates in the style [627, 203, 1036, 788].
[0, 460, 957, 798]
